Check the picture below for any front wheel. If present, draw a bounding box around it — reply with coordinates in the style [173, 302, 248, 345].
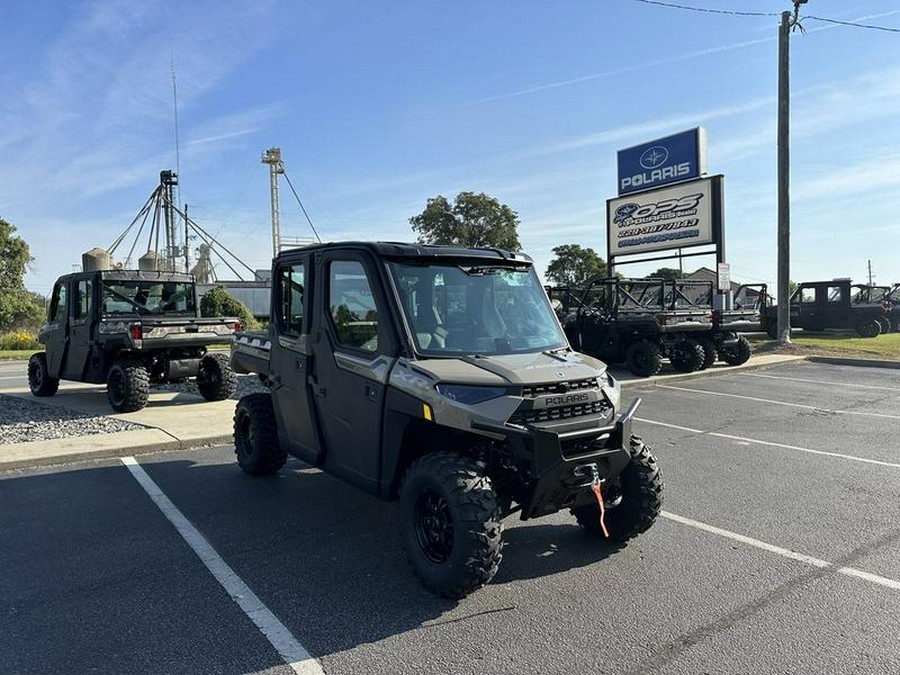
[28, 352, 59, 397]
[197, 353, 237, 401]
[720, 335, 752, 365]
[233, 393, 286, 475]
[106, 360, 149, 412]
[399, 452, 503, 599]
[571, 435, 663, 542]
[855, 320, 881, 338]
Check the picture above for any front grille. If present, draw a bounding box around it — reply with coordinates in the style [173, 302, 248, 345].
[508, 399, 612, 426]
[521, 378, 597, 398]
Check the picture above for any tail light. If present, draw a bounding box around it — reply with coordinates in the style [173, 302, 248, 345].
[130, 323, 143, 341]
[657, 314, 667, 326]
[234, 322, 243, 333]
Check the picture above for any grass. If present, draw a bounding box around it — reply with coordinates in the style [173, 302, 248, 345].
[0, 350, 35, 360]
[748, 330, 900, 361]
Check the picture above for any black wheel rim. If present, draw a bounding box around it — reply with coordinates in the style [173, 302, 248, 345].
[238, 412, 253, 456]
[413, 488, 454, 564]
[202, 361, 221, 387]
[30, 361, 42, 388]
[108, 369, 125, 405]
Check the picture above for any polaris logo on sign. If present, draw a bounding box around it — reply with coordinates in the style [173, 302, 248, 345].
[617, 127, 707, 195]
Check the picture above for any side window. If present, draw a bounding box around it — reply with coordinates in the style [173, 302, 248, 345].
[329, 260, 378, 352]
[277, 263, 306, 335]
[73, 279, 93, 319]
[49, 282, 67, 322]
[826, 285, 844, 303]
[799, 287, 816, 303]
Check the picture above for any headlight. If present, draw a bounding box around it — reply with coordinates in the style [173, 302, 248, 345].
[435, 384, 508, 405]
[601, 370, 621, 411]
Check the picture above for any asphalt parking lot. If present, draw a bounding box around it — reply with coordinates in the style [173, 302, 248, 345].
[2, 360, 898, 675]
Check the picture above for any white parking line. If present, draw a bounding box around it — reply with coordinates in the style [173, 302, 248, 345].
[636, 417, 900, 469]
[742, 372, 900, 392]
[120, 457, 324, 675]
[662, 511, 900, 592]
[656, 384, 900, 420]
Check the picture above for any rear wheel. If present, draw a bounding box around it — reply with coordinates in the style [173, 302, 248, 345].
[697, 338, 718, 370]
[855, 320, 881, 338]
[571, 435, 663, 541]
[197, 353, 237, 401]
[28, 352, 59, 397]
[399, 452, 503, 598]
[669, 339, 704, 373]
[106, 360, 149, 412]
[233, 393, 286, 475]
[625, 340, 662, 377]
[720, 335, 752, 366]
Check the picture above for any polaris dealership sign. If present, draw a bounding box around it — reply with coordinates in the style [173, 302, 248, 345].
[617, 127, 707, 195]
[607, 175, 723, 256]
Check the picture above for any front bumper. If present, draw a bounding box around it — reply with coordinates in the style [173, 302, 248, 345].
[474, 398, 641, 520]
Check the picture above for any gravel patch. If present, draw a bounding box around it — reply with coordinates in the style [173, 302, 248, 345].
[0, 375, 267, 446]
[0, 395, 144, 445]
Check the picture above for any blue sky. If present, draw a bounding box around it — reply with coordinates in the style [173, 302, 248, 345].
[2, 0, 899, 296]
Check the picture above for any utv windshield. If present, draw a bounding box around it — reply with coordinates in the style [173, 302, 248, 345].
[388, 262, 567, 355]
[101, 280, 196, 316]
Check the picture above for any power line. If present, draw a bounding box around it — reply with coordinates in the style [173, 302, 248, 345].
[805, 15, 900, 33]
[631, 1, 900, 33]
[631, 0, 775, 18]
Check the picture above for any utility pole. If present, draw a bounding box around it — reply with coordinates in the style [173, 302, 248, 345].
[261, 147, 285, 260]
[776, 9, 793, 344]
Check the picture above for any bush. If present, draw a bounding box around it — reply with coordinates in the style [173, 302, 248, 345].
[0, 330, 41, 351]
[200, 286, 259, 330]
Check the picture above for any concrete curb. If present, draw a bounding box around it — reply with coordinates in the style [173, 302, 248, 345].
[0, 432, 234, 472]
[806, 356, 900, 369]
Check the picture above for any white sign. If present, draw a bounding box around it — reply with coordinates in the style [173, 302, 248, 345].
[717, 262, 731, 291]
[607, 177, 718, 257]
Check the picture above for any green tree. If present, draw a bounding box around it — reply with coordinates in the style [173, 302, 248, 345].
[409, 192, 521, 250]
[545, 244, 608, 287]
[646, 267, 685, 280]
[0, 217, 45, 332]
[200, 286, 259, 329]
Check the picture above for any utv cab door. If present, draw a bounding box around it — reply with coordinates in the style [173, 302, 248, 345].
[309, 252, 397, 494]
[62, 275, 97, 381]
[791, 285, 820, 330]
[817, 283, 851, 328]
[269, 255, 321, 465]
[43, 279, 71, 379]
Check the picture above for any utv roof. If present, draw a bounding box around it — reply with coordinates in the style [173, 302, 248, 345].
[53, 269, 195, 283]
[99, 270, 195, 283]
[275, 241, 533, 265]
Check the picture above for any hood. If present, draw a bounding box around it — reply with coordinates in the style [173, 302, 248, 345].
[411, 350, 607, 386]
